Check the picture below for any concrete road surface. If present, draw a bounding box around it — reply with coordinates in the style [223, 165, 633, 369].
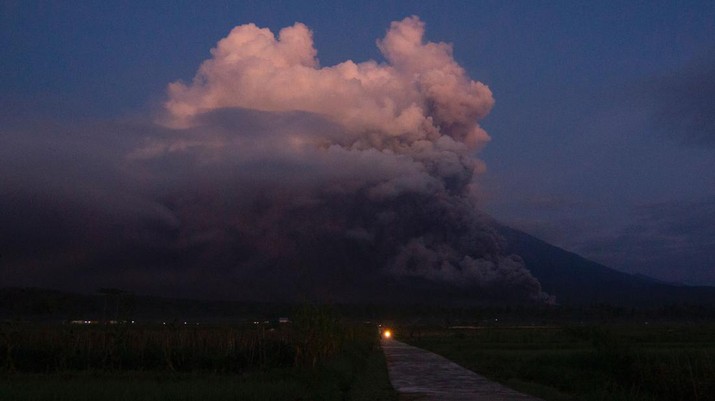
[382, 339, 544, 401]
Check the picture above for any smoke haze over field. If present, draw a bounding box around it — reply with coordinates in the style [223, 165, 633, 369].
[0, 17, 548, 302]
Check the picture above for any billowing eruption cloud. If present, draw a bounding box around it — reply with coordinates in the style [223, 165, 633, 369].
[1, 17, 549, 303]
[163, 16, 492, 152]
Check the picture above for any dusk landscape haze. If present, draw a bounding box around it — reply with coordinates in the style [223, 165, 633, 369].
[2, 2, 715, 401]
[2, 2, 714, 306]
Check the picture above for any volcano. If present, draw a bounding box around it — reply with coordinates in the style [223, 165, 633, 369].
[495, 223, 715, 307]
[3, 17, 714, 310]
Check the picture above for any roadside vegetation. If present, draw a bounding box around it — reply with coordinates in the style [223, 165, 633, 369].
[399, 324, 715, 401]
[0, 305, 396, 401]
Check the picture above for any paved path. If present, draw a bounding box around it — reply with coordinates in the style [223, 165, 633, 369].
[381, 339, 544, 401]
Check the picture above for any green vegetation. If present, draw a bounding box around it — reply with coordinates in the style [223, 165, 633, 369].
[0, 305, 397, 401]
[399, 324, 715, 401]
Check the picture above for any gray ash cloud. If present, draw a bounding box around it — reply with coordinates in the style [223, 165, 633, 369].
[1, 17, 549, 303]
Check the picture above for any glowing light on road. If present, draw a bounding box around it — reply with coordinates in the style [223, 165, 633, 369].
[383, 329, 392, 339]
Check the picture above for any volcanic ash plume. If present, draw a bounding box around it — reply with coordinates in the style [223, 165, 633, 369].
[0, 17, 547, 302]
[143, 16, 550, 302]
[164, 17, 492, 151]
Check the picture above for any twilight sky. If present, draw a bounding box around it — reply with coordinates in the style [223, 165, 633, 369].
[1, 1, 714, 293]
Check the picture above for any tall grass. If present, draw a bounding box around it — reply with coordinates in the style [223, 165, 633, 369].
[1, 321, 296, 373]
[0, 306, 397, 400]
[0, 305, 363, 373]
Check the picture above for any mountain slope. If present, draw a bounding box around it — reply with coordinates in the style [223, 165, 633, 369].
[497, 224, 715, 306]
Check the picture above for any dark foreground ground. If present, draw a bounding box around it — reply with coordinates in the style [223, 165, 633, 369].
[397, 324, 715, 401]
[0, 306, 397, 401]
[2, 298, 715, 401]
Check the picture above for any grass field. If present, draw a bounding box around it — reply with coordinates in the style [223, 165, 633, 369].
[399, 324, 715, 401]
[0, 306, 397, 401]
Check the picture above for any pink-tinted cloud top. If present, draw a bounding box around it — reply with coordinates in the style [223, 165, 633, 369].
[163, 16, 493, 152]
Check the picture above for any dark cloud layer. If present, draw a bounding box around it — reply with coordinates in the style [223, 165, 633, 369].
[0, 113, 547, 302]
[646, 54, 715, 148]
[0, 112, 547, 302]
[1, 18, 548, 303]
[579, 198, 715, 285]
